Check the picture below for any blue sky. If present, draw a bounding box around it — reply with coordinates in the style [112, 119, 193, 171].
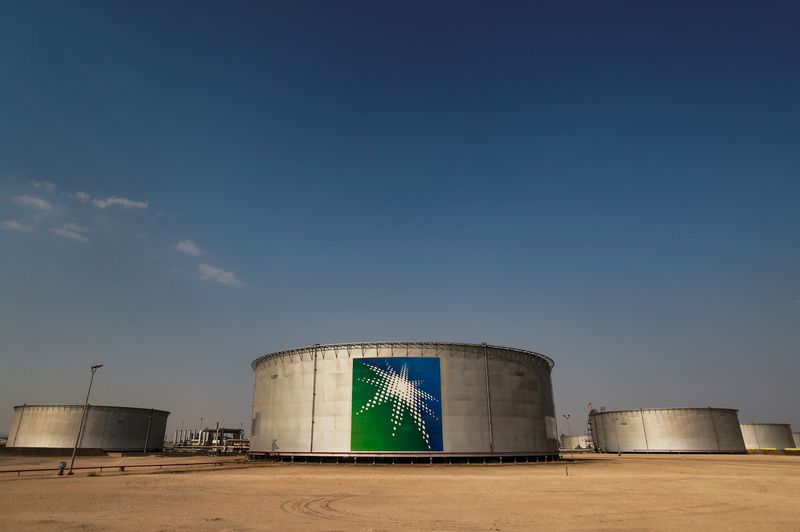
[1, 1, 798, 436]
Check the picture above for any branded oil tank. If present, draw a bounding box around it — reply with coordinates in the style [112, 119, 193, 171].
[250, 342, 558, 459]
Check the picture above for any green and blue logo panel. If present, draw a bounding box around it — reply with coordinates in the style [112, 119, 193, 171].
[351, 357, 443, 452]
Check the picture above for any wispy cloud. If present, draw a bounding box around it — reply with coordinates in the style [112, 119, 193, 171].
[13, 195, 53, 213]
[2, 219, 34, 232]
[51, 222, 90, 243]
[93, 196, 148, 209]
[198, 263, 242, 287]
[31, 180, 56, 192]
[75, 191, 148, 210]
[176, 239, 203, 256]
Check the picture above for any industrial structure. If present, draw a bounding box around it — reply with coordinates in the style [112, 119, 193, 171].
[172, 424, 248, 453]
[739, 423, 795, 450]
[6, 404, 169, 452]
[250, 342, 559, 461]
[560, 434, 593, 450]
[590, 408, 746, 453]
[794, 433, 800, 448]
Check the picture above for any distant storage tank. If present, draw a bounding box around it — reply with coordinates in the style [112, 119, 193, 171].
[794, 433, 800, 448]
[739, 423, 794, 450]
[560, 434, 592, 450]
[590, 408, 746, 453]
[6, 405, 169, 452]
[250, 342, 559, 459]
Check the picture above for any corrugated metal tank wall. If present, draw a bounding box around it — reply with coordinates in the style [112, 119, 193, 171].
[250, 342, 559, 457]
[739, 423, 794, 450]
[6, 405, 169, 451]
[591, 408, 746, 453]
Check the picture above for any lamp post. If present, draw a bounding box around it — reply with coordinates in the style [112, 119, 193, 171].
[68, 364, 103, 475]
[562, 414, 573, 458]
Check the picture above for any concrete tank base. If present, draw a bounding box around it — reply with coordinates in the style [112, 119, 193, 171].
[589, 450, 747, 455]
[250, 451, 561, 464]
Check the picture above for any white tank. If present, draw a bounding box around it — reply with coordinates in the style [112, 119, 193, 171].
[591, 408, 746, 453]
[6, 404, 169, 452]
[739, 423, 794, 450]
[250, 342, 558, 459]
[560, 434, 592, 450]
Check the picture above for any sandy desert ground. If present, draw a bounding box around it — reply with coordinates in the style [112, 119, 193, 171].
[1, 453, 798, 531]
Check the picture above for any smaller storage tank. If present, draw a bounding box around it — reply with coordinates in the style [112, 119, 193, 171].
[6, 404, 169, 452]
[739, 423, 794, 450]
[560, 434, 592, 450]
[591, 408, 746, 453]
[793, 433, 800, 449]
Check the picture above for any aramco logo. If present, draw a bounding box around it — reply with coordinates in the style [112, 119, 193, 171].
[351, 357, 443, 452]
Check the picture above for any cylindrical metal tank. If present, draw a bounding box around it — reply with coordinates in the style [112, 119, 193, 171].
[6, 405, 169, 452]
[590, 408, 746, 453]
[250, 342, 558, 459]
[739, 423, 794, 450]
[794, 433, 800, 448]
[560, 434, 592, 450]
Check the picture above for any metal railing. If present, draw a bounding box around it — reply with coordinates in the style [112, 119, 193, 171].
[0, 460, 236, 478]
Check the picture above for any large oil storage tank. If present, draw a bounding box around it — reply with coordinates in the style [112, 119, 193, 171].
[590, 408, 746, 453]
[250, 342, 559, 460]
[739, 423, 794, 450]
[6, 405, 169, 452]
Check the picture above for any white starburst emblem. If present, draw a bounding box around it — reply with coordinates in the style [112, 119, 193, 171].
[355, 361, 440, 449]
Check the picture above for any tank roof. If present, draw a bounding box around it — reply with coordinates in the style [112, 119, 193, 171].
[591, 407, 739, 414]
[252, 341, 553, 370]
[13, 404, 170, 415]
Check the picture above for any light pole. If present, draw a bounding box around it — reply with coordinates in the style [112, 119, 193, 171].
[68, 364, 103, 475]
[562, 414, 573, 458]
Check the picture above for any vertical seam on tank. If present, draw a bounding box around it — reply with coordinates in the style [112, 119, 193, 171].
[708, 408, 720, 451]
[483, 343, 494, 453]
[11, 405, 25, 446]
[309, 346, 318, 453]
[640, 410, 649, 452]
